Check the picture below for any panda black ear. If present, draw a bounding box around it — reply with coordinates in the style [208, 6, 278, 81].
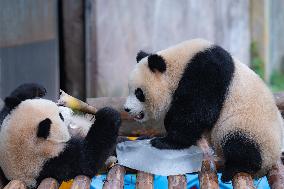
[148, 54, 166, 73]
[4, 96, 22, 109]
[37, 118, 51, 139]
[136, 51, 150, 63]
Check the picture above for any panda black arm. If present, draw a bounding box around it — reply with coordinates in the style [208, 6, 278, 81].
[151, 46, 235, 149]
[36, 107, 121, 185]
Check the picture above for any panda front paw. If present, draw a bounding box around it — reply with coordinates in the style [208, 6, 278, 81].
[151, 137, 190, 150]
[90, 107, 121, 139]
[150, 137, 174, 149]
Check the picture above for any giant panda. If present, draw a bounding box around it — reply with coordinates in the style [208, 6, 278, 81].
[0, 85, 121, 188]
[124, 39, 283, 181]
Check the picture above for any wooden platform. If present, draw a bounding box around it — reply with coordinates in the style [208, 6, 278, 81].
[1, 93, 284, 189]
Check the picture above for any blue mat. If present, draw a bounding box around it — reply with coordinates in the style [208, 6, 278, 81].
[91, 173, 270, 189]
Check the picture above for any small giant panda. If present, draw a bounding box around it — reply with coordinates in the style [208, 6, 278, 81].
[0, 84, 121, 188]
[124, 39, 283, 181]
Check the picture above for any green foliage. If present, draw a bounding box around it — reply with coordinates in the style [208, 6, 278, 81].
[250, 42, 264, 80]
[270, 71, 284, 92]
[250, 41, 284, 92]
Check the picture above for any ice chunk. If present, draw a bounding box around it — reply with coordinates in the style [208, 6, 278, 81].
[116, 139, 203, 176]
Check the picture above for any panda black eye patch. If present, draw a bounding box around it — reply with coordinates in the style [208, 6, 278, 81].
[37, 118, 51, 139]
[135, 88, 145, 102]
[59, 113, 64, 121]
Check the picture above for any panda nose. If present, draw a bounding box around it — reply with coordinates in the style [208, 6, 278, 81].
[124, 107, 131, 112]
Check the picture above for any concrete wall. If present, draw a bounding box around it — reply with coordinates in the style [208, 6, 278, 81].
[86, 0, 250, 97]
[0, 0, 59, 100]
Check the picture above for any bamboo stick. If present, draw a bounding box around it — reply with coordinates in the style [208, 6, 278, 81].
[58, 90, 97, 114]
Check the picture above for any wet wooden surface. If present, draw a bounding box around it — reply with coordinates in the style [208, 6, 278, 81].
[267, 161, 284, 189]
[3, 180, 26, 189]
[168, 175, 187, 189]
[37, 178, 59, 189]
[71, 175, 91, 189]
[103, 165, 125, 189]
[232, 173, 255, 189]
[136, 171, 153, 189]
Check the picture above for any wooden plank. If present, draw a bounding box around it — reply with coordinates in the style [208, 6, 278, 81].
[3, 180, 26, 189]
[37, 178, 59, 189]
[136, 171, 153, 189]
[103, 165, 125, 189]
[232, 173, 255, 189]
[71, 175, 91, 189]
[198, 138, 219, 189]
[168, 175, 187, 189]
[267, 161, 284, 189]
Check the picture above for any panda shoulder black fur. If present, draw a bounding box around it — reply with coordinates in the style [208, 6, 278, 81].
[0, 85, 121, 188]
[124, 39, 283, 181]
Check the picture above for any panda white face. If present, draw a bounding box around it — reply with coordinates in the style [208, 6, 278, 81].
[124, 89, 149, 122]
[124, 53, 171, 123]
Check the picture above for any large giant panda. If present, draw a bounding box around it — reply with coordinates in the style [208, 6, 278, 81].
[124, 39, 283, 181]
[0, 84, 121, 188]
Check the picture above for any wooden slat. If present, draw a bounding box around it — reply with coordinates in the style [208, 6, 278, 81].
[232, 173, 255, 189]
[37, 178, 59, 189]
[136, 171, 153, 189]
[103, 165, 125, 189]
[71, 175, 91, 189]
[198, 158, 219, 189]
[198, 137, 219, 189]
[267, 161, 284, 189]
[3, 180, 26, 189]
[168, 175, 187, 189]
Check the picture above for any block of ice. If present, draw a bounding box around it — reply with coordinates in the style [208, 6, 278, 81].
[116, 139, 203, 176]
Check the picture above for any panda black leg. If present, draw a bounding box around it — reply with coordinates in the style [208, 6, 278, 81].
[221, 131, 262, 182]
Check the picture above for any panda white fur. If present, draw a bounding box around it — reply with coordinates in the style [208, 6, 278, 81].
[0, 84, 121, 188]
[58, 106, 94, 138]
[124, 39, 283, 181]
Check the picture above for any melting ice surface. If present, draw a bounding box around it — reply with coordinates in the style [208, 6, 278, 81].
[116, 139, 203, 176]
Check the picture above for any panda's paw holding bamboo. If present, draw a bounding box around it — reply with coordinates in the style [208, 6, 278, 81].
[90, 107, 121, 143]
